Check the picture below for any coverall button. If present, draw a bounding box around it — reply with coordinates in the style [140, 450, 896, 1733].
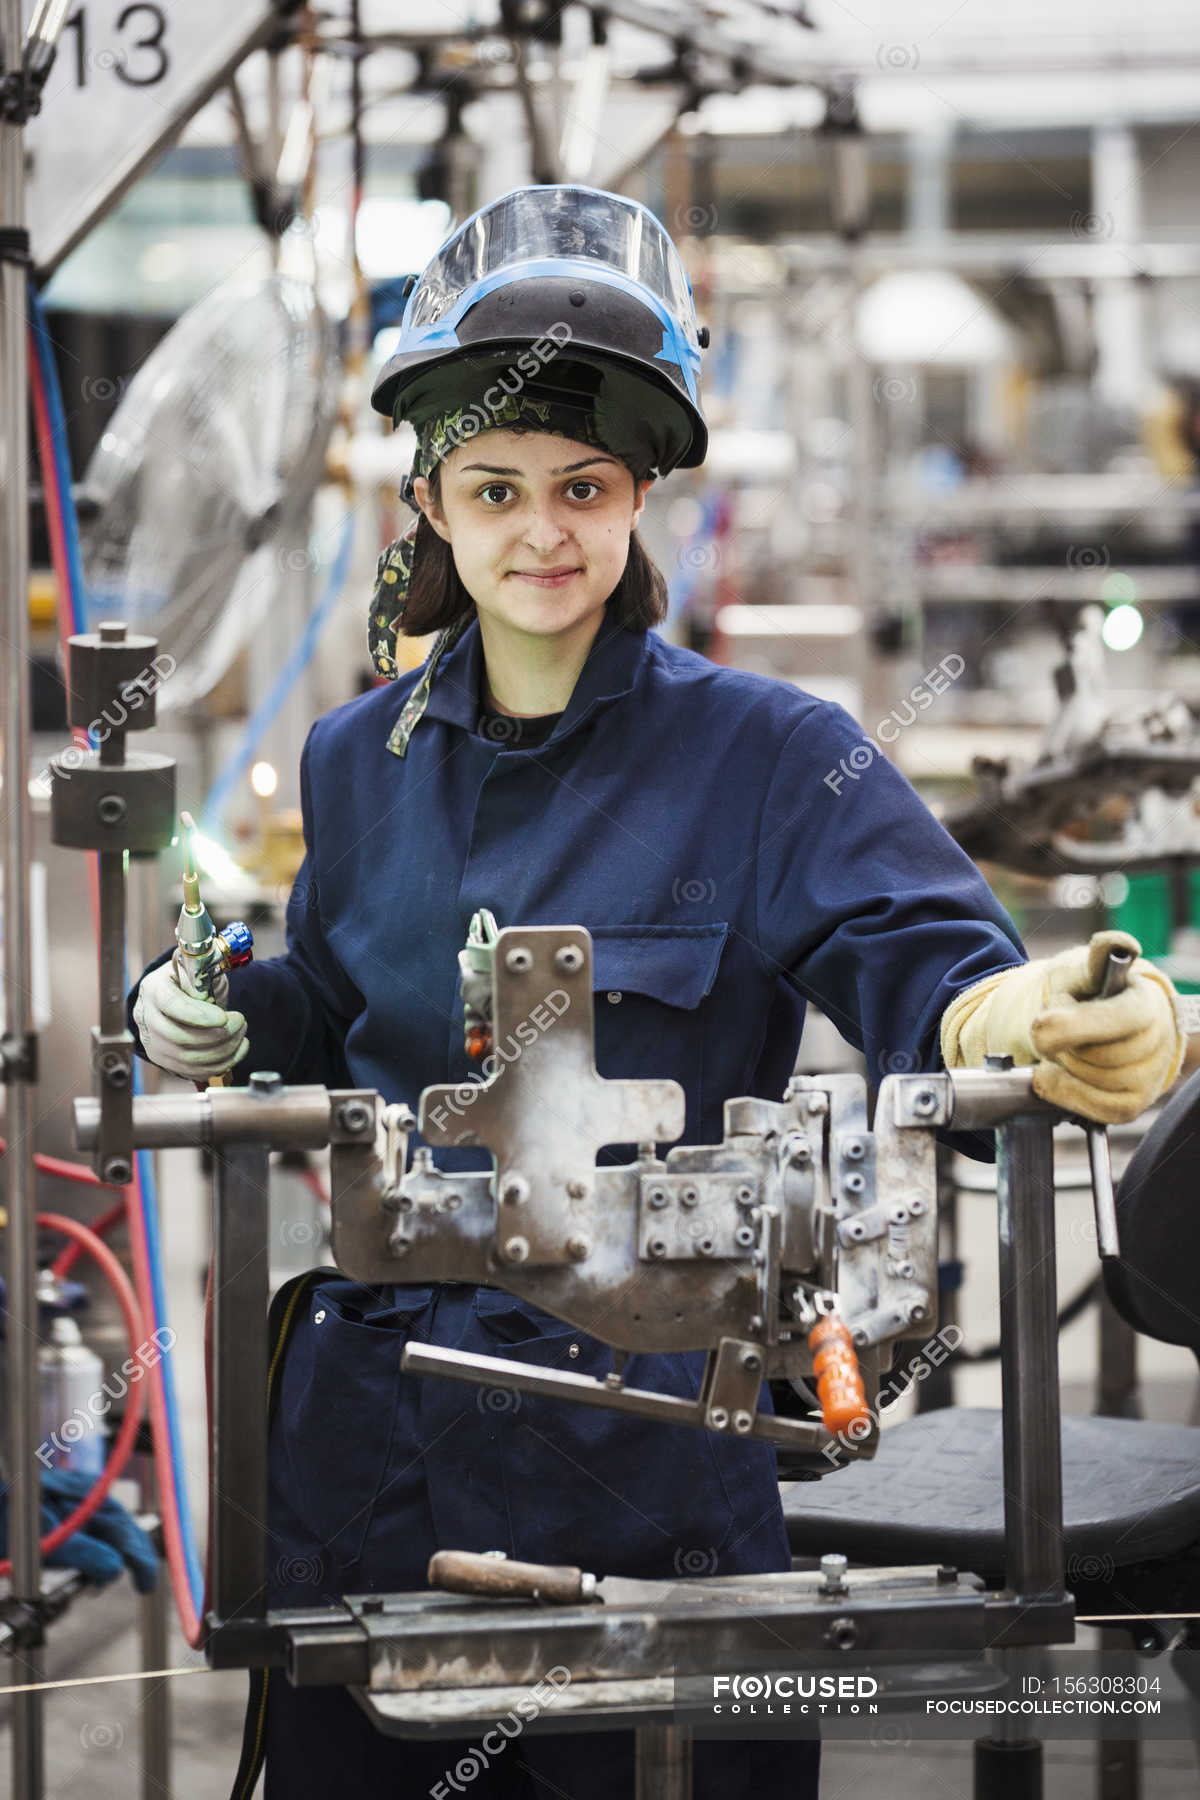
[568, 1343, 580, 1358]
[606, 990, 622, 1004]
[314, 1309, 326, 1324]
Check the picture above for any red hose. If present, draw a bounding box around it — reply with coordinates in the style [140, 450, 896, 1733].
[0, 1213, 147, 1576]
[51, 1198, 126, 1279]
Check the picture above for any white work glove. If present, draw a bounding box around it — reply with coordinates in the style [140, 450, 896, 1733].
[132, 951, 249, 1082]
[940, 929, 1184, 1125]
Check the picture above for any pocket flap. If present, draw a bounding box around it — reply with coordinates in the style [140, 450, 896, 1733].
[589, 924, 729, 1010]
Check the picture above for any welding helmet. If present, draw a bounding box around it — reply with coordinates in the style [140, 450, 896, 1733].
[370, 183, 708, 476]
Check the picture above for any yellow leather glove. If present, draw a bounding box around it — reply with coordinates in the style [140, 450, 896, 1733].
[940, 929, 1185, 1125]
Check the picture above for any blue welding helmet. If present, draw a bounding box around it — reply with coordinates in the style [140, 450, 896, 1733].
[370, 183, 708, 474]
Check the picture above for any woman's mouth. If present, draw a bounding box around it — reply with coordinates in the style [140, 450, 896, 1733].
[508, 567, 582, 587]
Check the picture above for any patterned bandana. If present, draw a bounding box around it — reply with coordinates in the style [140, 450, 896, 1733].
[370, 384, 654, 757]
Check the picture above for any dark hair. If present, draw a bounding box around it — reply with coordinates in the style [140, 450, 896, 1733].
[400, 456, 669, 637]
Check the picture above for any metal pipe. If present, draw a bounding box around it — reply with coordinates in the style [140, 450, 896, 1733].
[209, 1144, 270, 1625]
[635, 1723, 692, 1800]
[1, 0, 44, 1782]
[74, 1086, 338, 1151]
[995, 1110, 1067, 1601]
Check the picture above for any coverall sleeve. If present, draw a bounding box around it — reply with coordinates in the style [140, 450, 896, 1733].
[126, 727, 363, 1088]
[754, 701, 1027, 1086]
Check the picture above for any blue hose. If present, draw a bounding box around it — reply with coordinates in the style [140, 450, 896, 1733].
[30, 282, 206, 1609]
[203, 510, 357, 830]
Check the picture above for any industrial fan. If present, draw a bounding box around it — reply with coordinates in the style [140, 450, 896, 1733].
[78, 272, 340, 713]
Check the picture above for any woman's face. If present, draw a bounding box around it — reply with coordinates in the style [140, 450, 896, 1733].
[413, 429, 652, 646]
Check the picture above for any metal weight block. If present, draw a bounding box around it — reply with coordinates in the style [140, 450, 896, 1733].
[49, 750, 176, 854]
[65, 624, 168, 733]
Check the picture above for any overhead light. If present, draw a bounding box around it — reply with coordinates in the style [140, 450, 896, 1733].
[250, 760, 279, 798]
[1101, 603, 1143, 651]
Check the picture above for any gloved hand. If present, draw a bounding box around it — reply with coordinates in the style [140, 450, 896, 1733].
[0, 1467, 159, 1592]
[940, 929, 1185, 1125]
[132, 950, 249, 1081]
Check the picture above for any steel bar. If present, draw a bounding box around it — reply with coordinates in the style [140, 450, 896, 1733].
[74, 1085, 337, 1151]
[209, 1143, 271, 1626]
[636, 1723, 692, 1800]
[1, 0, 44, 1781]
[996, 1113, 1067, 1602]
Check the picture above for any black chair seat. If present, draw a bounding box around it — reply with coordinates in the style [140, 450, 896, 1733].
[783, 1407, 1200, 1577]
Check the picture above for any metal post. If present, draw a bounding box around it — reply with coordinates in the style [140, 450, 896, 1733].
[636, 1723, 692, 1800]
[1, 0, 45, 1786]
[995, 1112, 1067, 1600]
[209, 1141, 271, 1625]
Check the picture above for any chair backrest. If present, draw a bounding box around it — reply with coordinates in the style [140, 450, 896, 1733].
[1106, 1067, 1200, 1353]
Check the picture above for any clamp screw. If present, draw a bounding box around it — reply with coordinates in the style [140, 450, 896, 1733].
[844, 1138, 865, 1161]
[788, 1142, 811, 1168]
[554, 945, 584, 974]
[96, 794, 127, 826]
[505, 947, 533, 974]
[732, 1410, 754, 1435]
[502, 1236, 529, 1264]
[913, 1087, 938, 1117]
[820, 1553, 849, 1595]
[844, 1172, 865, 1194]
[501, 1174, 529, 1205]
[648, 1187, 669, 1209]
[647, 1236, 668, 1259]
[680, 1185, 699, 1207]
[337, 1099, 372, 1133]
[736, 1185, 754, 1204]
[826, 1617, 858, 1652]
[907, 1301, 928, 1323]
[250, 1070, 282, 1094]
[741, 1349, 762, 1373]
[566, 1234, 591, 1261]
[566, 1179, 587, 1199]
[102, 1157, 131, 1186]
[734, 1224, 755, 1249]
[709, 1407, 729, 1430]
[696, 1237, 715, 1256]
[806, 1095, 827, 1116]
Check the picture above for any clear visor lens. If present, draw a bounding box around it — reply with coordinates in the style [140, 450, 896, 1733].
[408, 186, 697, 344]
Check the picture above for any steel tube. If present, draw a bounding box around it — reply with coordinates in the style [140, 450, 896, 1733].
[74, 1086, 336, 1151]
[996, 1114, 1067, 1600]
[636, 1723, 692, 1800]
[209, 1143, 270, 1624]
[1, 2, 44, 1782]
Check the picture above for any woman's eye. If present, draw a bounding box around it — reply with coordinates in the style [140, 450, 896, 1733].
[479, 482, 514, 506]
[567, 480, 601, 501]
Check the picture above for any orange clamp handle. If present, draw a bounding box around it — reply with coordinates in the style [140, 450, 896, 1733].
[808, 1313, 872, 1440]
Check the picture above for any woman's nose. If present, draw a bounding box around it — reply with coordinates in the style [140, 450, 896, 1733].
[521, 501, 571, 553]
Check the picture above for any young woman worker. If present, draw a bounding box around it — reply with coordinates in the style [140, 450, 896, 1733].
[130, 184, 1184, 1798]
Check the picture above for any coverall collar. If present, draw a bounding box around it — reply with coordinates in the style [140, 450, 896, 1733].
[390, 605, 650, 755]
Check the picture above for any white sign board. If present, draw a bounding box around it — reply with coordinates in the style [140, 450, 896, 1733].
[23, 0, 285, 275]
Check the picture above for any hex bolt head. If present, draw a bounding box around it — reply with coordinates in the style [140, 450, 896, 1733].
[820, 1553, 849, 1594]
[844, 1138, 865, 1161]
[732, 1410, 754, 1434]
[102, 1157, 132, 1186]
[826, 1616, 858, 1651]
[680, 1185, 699, 1207]
[505, 947, 533, 973]
[566, 1234, 591, 1261]
[338, 1099, 372, 1133]
[648, 1187, 669, 1209]
[554, 945, 584, 974]
[648, 1237, 668, 1259]
[250, 1070, 282, 1094]
[708, 1407, 729, 1430]
[101, 1054, 130, 1089]
[502, 1236, 530, 1264]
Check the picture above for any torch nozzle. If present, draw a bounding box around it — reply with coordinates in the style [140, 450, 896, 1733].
[179, 810, 202, 912]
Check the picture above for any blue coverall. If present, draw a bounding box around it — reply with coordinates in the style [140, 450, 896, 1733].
[130, 603, 1025, 1797]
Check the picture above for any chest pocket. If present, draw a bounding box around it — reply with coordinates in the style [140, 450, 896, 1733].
[588, 923, 729, 1158]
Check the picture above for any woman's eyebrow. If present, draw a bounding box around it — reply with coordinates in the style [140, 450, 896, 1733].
[457, 456, 620, 476]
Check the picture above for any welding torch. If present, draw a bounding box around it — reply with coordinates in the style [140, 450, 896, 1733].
[175, 810, 253, 1090]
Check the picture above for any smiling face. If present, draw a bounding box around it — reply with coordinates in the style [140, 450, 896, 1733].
[412, 429, 653, 650]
